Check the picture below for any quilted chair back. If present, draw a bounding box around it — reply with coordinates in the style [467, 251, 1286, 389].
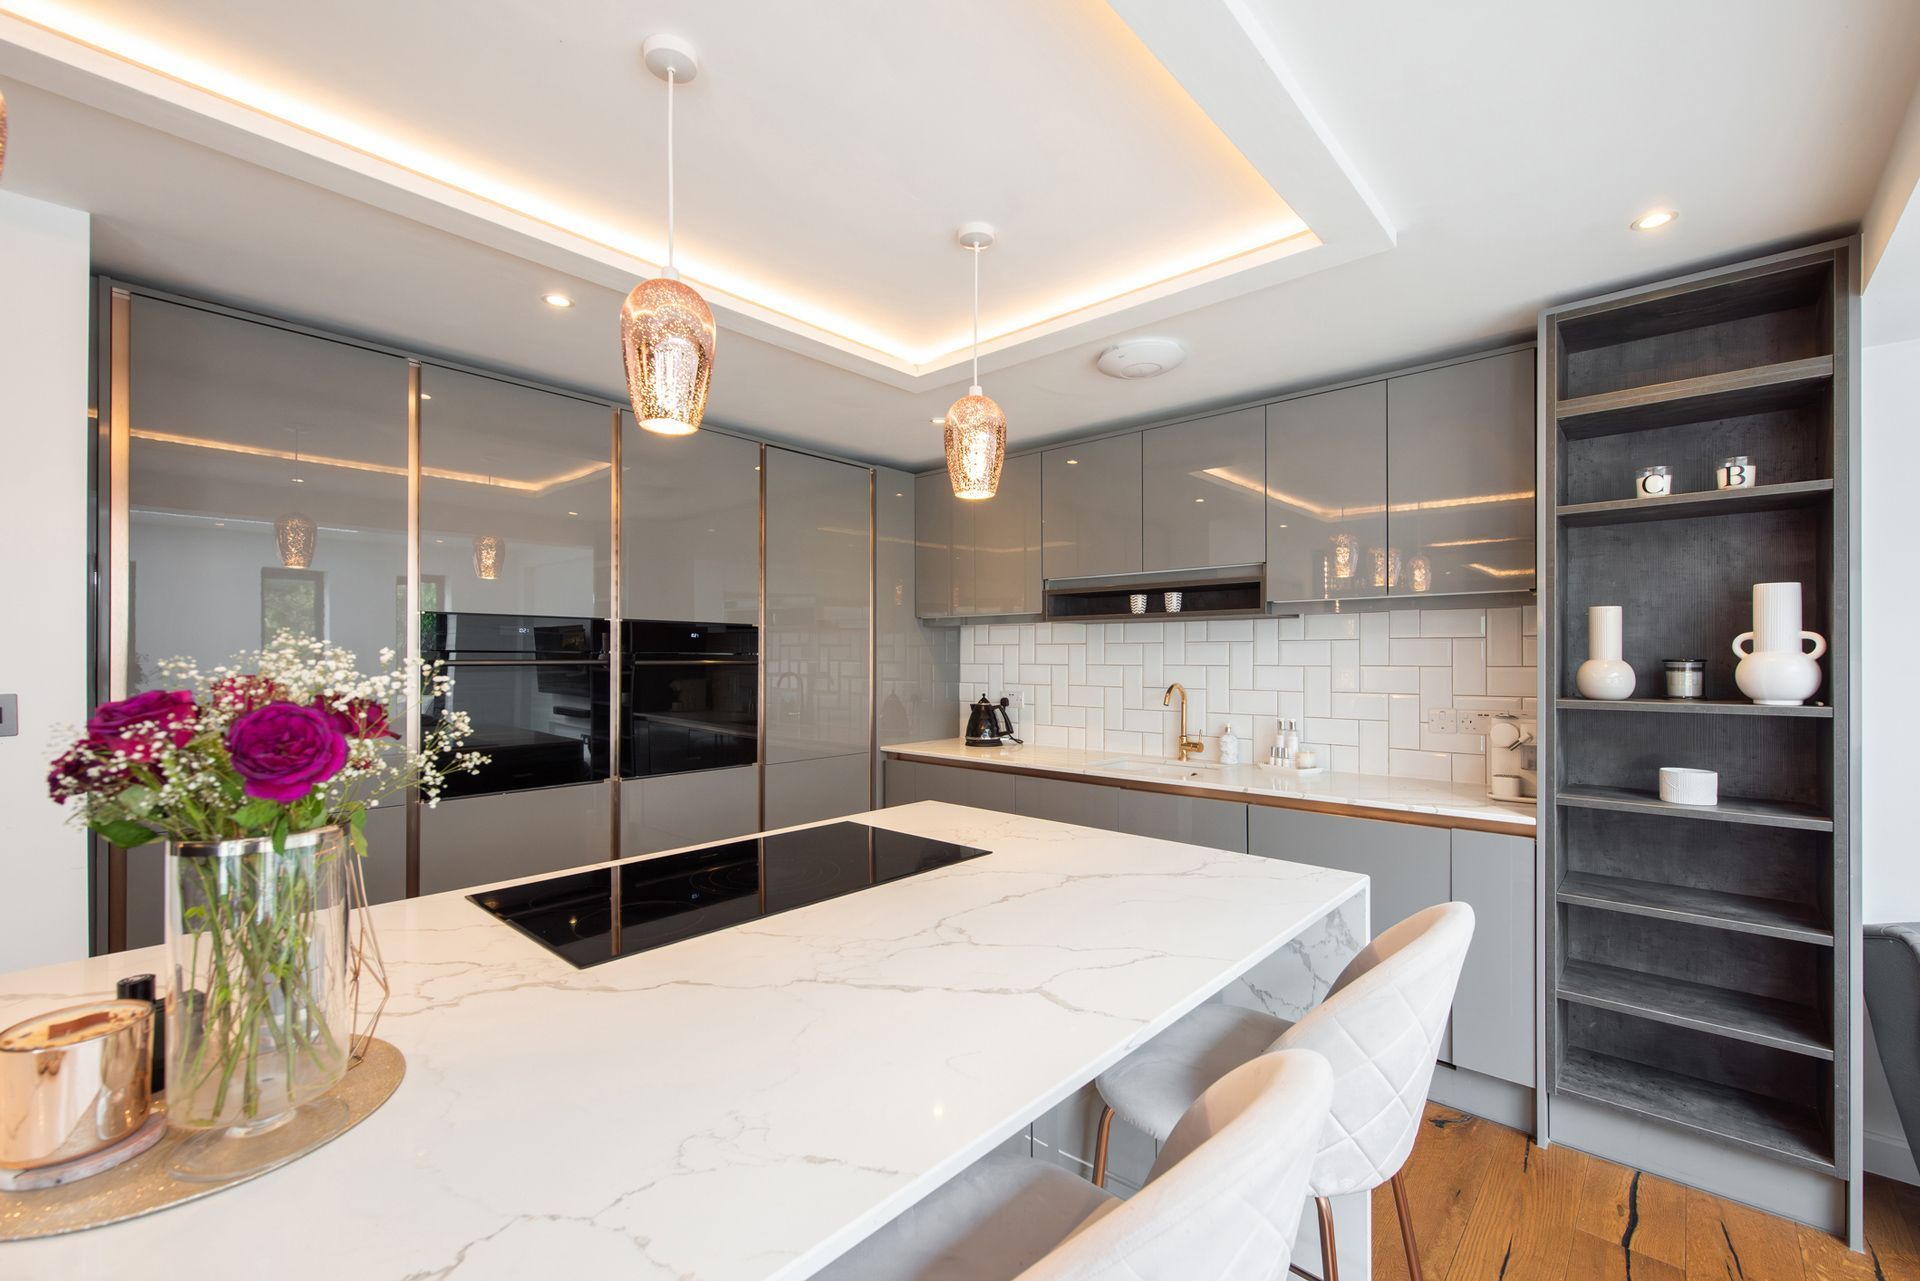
[1273, 901, 1475, 1199]
[1020, 1049, 1332, 1281]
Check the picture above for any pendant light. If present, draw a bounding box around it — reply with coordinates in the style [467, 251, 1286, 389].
[944, 222, 1007, 500]
[621, 36, 715, 437]
[472, 534, 505, 581]
[276, 428, 315, 568]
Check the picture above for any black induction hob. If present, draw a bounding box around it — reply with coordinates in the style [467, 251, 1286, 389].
[467, 821, 992, 968]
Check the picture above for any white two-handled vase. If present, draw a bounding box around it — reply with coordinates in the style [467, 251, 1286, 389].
[1733, 582, 1827, 706]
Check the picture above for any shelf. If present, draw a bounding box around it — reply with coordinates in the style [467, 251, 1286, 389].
[1557, 872, 1833, 946]
[1555, 356, 1833, 439]
[1556, 479, 1833, 527]
[1040, 606, 1269, 625]
[1558, 958, 1832, 1058]
[1554, 698, 1833, 719]
[1556, 785, 1832, 831]
[1557, 1046, 1833, 1172]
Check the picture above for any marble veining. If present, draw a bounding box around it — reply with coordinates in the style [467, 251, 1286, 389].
[886, 738, 1537, 828]
[0, 803, 1364, 1281]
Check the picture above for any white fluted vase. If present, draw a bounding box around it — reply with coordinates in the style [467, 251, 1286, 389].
[1576, 605, 1635, 700]
[1733, 582, 1826, 706]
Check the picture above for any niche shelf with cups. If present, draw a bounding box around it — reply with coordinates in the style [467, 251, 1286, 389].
[1538, 240, 1860, 1227]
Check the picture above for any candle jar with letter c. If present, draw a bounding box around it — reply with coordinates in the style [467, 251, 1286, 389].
[1634, 465, 1672, 499]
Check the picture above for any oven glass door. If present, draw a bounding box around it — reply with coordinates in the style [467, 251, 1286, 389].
[424, 613, 610, 798]
[622, 620, 759, 778]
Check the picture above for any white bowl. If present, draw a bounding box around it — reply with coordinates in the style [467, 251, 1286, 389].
[1657, 767, 1718, 807]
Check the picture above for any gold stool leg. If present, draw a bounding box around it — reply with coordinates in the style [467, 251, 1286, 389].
[1091, 1105, 1115, 1188]
[1391, 1171, 1424, 1281]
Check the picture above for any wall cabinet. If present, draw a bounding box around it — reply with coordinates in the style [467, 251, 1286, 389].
[1266, 383, 1387, 605]
[1386, 349, 1536, 595]
[1142, 407, 1265, 573]
[1042, 433, 1142, 581]
[622, 419, 759, 625]
[914, 454, 1042, 619]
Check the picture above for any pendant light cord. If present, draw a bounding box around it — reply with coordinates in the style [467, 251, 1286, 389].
[970, 244, 981, 390]
[666, 67, 676, 276]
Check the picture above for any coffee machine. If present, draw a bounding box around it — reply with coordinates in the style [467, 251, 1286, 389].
[1486, 714, 1537, 804]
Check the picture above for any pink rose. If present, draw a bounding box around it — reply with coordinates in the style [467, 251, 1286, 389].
[86, 690, 197, 762]
[226, 702, 349, 803]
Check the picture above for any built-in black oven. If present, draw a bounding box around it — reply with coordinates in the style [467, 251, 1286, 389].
[421, 612, 610, 798]
[620, 620, 759, 778]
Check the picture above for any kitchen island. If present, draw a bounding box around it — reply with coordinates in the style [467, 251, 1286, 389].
[0, 802, 1369, 1280]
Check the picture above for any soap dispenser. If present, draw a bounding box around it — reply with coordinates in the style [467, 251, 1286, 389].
[1218, 725, 1241, 765]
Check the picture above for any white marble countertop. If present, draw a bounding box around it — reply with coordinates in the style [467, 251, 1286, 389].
[0, 803, 1365, 1280]
[884, 739, 1538, 829]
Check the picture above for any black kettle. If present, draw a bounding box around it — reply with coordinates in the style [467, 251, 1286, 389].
[965, 695, 1021, 747]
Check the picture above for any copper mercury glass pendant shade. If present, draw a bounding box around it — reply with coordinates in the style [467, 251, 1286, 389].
[621, 276, 714, 436]
[945, 390, 1006, 501]
[472, 534, 505, 581]
[275, 514, 317, 569]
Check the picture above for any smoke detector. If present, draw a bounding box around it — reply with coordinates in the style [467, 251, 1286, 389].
[1097, 338, 1187, 380]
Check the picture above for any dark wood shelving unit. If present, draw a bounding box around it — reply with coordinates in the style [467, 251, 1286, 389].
[1539, 240, 1860, 1235]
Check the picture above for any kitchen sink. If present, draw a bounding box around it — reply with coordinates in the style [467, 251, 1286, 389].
[1087, 758, 1226, 782]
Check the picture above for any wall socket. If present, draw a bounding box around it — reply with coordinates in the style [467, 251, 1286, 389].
[1457, 711, 1492, 734]
[1427, 707, 1456, 734]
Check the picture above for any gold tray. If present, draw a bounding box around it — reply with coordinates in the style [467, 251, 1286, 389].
[0, 1038, 404, 1242]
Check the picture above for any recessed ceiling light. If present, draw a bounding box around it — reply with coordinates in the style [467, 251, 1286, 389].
[1065, 459, 1079, 465]
[291, 476, 305, 483]
[567, 510, 579, 517]
[1194, 497, 1206, 503]
[1631, 209, 1677, 232]
[543, 292, 574, 308]
[420, 392, 432, 400]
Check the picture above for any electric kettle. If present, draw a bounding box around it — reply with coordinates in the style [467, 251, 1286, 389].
[964, 695, 1021, 747]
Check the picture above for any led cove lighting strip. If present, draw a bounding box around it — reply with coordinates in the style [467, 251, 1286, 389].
[131, 428, 608, 493]
[5, 1, 1316, 370]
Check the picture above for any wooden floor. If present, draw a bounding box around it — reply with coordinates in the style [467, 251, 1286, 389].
[1368, 1105, 1920, 1280]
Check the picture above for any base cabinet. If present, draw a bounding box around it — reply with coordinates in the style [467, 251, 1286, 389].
[884, 759, 1018, 812]
[621, 767, 760, 857]
[1012, 776, 1247, 852]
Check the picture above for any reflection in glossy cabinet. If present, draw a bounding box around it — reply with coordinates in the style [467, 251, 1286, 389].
[125, 296, 410, 683]
[764, 448, 871, 764]
[1265, 382, 1387, 605]
[965, 452, 1043, 615]
[878, 471, 961, 767]
[620, 767, 759, 856]
[914, 470, 956, 618]
[622, 418, 759, 625]
[1386, 350, 1536, 595]
[1143, 408, 1265, 572]
[1042, 434, 1142, 580]
[420, 366, 612, 618]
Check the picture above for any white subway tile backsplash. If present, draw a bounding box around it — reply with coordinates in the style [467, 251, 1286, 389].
[1305, 614, 1360, 640]
[1452, 639, 1487, 697]
[1360, 612, 1390, 666]
[1389, 637, 1452, 667]
[960, 604, 1531, 781]
[1420, 609, 1488, 638]
[1522, 605, 1538, 636]
[1360, 666, 1421, 694]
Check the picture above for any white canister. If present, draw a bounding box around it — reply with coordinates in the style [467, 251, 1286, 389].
[1576, 605, 1636, 700]
[1635, 466, 1672, 499]
[1716, 456, 1757, 490]
[1733, 582, 1827, 706]
[1658, 767, 1719, 807]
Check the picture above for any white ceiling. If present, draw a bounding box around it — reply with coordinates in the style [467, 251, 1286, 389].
[2, 0, 1919, 469]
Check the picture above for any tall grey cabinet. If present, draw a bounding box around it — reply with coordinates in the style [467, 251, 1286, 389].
[1265, 382, 1387, 605]
[764, 447, 873, 828]
[1042, 433, 1142, 580]
[1142, 407, 1265, 572]
[1387, 349, 1536, 595]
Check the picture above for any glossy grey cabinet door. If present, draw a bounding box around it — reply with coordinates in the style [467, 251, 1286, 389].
[1248, 805, 1451, 1058]
[877, 470, 961, 770]
[884, 759, 1018, 812]
[765, 448, 871, 764]
[1265, 383, 1387, 604]
[1042, 434, 1142, 580]
[420, 366, 612, 618]
[620, 767, 759, 856]
[1450, 830, 1535, 1086]
[914, 469, 954, 619]
[764, 754, 871, 829]
[968, 452, 1043, 615]
[622, 419, 759, 625]
[419, 782, 612, 895]
[1386, 350, 1536, 596]
[1143, 408, 1265, 572]
[1013, 776, 1247, 852]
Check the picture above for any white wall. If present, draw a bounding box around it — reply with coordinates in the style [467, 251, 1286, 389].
[1863, 335, 1920, 926]
[0, 191, 92, 972]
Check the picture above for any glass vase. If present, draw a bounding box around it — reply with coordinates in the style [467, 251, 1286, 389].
[164, 825, 352, 1180]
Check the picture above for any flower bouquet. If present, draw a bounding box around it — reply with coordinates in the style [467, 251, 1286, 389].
[49, 633, 483, 1179]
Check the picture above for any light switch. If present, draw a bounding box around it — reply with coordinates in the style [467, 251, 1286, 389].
[0, 694, 15, 737]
